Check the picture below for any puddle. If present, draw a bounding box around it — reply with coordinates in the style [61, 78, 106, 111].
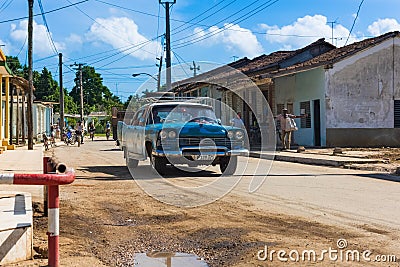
[134, 252, 208, 267]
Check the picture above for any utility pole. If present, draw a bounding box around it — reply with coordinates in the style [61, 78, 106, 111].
[190, 61, 200, 77]
[156, 55, 163, 91]
[27, 0, 34, 150]
[327, 19, 338, 45]
[70, 63, 85, 122]
[59, 53, 64, 140]
[159, 0, 175, 92]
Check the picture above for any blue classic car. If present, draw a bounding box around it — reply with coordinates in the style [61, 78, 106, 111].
[119, 101, 249, 175]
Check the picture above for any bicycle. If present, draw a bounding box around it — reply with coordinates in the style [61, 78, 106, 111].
[42, 132, 49, 151]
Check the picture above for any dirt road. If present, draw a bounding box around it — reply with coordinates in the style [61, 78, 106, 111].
[25, 138, 400, 267]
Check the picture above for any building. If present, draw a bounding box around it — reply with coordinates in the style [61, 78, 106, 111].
[271, 31, 400, 147]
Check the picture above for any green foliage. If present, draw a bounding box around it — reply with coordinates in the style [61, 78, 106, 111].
[6, 56, 23, 75]
[69, 65, 123, 115]
[6, 54, 122, 116]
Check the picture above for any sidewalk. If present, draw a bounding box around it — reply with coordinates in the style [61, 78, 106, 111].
[250, 147, 399, 174]
[0, 144, 44, 203]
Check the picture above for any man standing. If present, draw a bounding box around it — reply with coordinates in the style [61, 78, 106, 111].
[276, 108, 306, 150]
[231, 112, 245, 129]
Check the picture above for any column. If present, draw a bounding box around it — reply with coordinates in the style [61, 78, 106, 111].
[0, 74, 3, 140]
[5, 76, 9, 140]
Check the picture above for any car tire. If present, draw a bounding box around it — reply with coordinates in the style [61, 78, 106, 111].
[219, 156, 237, 175]
[151, 155, 167, 175]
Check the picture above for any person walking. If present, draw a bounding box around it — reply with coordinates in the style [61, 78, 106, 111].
[276, 108, 307, 150]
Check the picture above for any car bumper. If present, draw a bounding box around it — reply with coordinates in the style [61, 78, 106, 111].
[153, 147, 249, 157]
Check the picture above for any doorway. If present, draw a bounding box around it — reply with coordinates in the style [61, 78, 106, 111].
[313, 99, 321, 146]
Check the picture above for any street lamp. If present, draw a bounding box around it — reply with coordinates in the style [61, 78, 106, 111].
[132, 73, 160, 91]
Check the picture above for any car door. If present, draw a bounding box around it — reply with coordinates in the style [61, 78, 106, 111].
[135, 107, 149, 159]
[126, 108, 145, 159]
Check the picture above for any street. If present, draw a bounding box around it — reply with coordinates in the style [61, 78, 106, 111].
[32, 137, 400, 267]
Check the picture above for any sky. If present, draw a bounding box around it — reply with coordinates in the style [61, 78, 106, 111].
[1, 0, 400, 102]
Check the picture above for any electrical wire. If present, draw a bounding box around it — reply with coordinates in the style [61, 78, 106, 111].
[171, 0, 237, 36]
[65, 0, 159, 66]
[172, 0, 264, 47]
[0, 0, 13, 15]
[37, 0, 59, 55]
[174, 0, 280, 50]
[345, 0, 365, 45]
[171, 50, 190, 77]
[0, 0, 89, 24]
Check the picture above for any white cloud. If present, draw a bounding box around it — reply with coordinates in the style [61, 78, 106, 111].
[86, 17, 161, 61]
[367, 18, 400, 36]
[192, 23, 263, 58]
[9, 20, 65, 57]
[260, 15, 356, 49]
[0, 39, 11, 55]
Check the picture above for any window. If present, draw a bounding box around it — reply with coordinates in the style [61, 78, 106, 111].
[395, 100, 400, 128]
[300, 101, 311, 128]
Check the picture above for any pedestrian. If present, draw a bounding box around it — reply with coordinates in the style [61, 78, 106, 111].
[276, 108, 307, 150]
[75, 120, 84, 145]
[231, 112, 245, 128]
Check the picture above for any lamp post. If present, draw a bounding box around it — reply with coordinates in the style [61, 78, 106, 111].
[132, 73, 160, 91]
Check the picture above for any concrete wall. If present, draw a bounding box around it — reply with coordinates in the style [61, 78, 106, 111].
[327, 128, 400, 147]
[325, 38, 399, 128]
[274, 68, 326, 146]
[0, 192, 33, 265]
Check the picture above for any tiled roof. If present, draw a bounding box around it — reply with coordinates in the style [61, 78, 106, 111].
[273, 31, 400, 75]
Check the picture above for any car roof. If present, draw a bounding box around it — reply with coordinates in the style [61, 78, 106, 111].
[149, 102, 213, 109]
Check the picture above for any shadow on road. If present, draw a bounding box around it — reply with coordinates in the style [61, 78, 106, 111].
[356, 173, 400, 183]
[131, 165, 221, 179]
[76, 165, 132, 181]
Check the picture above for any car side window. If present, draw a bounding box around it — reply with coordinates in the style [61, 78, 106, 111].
[132, 109, 145, 126]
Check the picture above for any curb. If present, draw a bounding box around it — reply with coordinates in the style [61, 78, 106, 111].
[249, 152, 383, 167]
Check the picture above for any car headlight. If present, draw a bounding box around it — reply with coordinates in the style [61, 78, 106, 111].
[227, 130, 234, 139]
[168, 130, 177, 139]
[159, 130, 167, 139]
[235, 130, 244, 140]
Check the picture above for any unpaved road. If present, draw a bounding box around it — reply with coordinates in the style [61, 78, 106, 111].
[24, 138, 400, 266]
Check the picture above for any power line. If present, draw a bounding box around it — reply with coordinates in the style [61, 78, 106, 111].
[174, 0, 280, 50]
[37, 0, 59, 55]
[345, 0, 365, 45]
[0, 0, 13, 15]
[171, 0, 236, 36]
[0, 0, 89, 24]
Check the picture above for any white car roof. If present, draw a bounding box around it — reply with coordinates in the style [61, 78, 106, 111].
[149, 101, 212, 108]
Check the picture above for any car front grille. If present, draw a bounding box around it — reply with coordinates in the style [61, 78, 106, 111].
[179, 137, 236, 148]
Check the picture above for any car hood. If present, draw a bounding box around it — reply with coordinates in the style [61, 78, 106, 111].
[151, 122, 229, 137]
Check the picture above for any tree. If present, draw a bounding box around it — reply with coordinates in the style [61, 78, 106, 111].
[69, 65, 122, 115]
[34, 67, 58, 101]
[6, 56, 23, 75]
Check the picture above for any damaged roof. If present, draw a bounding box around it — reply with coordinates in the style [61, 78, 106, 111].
[272, 31, 400, 76]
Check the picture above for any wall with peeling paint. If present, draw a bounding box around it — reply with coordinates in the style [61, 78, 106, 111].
[325, 39, 398, 128]
[323, 37, 400, 146]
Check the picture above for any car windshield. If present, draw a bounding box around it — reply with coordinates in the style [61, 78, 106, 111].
[148, 105, 217, 124]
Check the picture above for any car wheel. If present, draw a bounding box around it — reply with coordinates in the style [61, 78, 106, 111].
[219, 156, 237, 175]
[150, 155, 167, 175]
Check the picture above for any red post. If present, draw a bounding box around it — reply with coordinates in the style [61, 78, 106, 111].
[47, 185, 59, 267]
[44, 156, 60, 267]
[0, 157, 74, 267]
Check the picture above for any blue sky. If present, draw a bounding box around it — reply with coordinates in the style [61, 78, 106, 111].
[1, 0, 400, 102]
